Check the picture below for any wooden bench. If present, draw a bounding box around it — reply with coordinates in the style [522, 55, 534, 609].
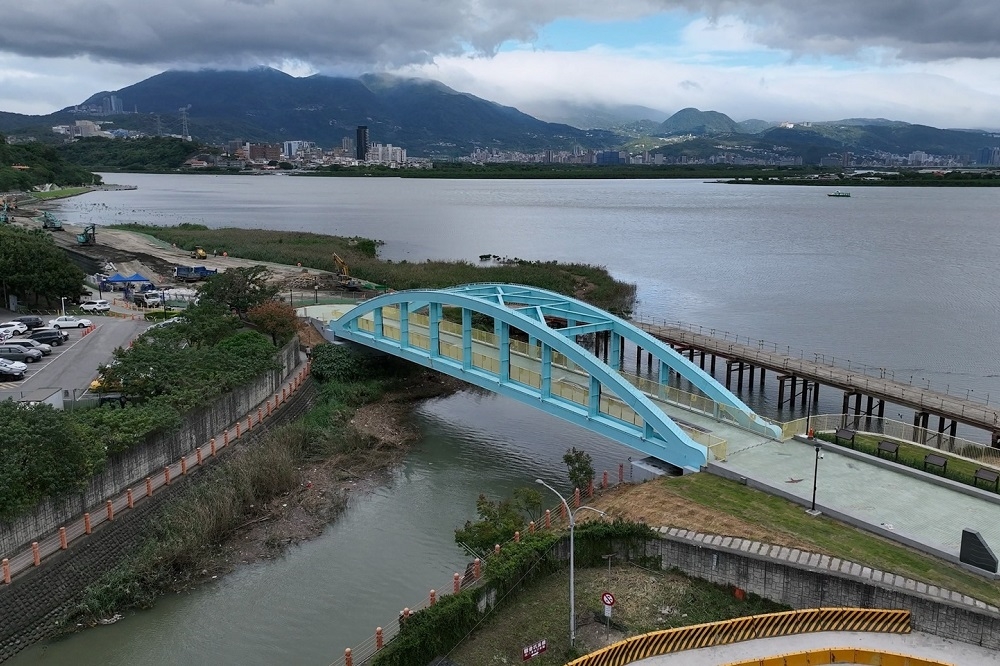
[876, 440, 900, 461]
[923, 454, 948, 474]
[973, 467, 1000, 492]
[834, 428, 856, 448]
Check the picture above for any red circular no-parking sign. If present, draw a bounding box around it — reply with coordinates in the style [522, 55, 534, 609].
[602, 592, 616, 606]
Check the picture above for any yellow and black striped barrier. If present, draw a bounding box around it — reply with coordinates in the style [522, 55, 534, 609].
[720, 647, 951, 666]
[564, 608, 911, 666]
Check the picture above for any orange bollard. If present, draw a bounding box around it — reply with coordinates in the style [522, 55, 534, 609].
[210, 438, 217, 456]
[282, 386, 287, 402]
[344, 648, 352, 666]
[376, 627, 383, 650]
[127, 488, 134, 509]
[529, 520, 535, 533]
[453, 572, 460, 594]
[224, 429, 230, 446]
[602, 471, 608, 489]
[574, 487, 581, 508]
[32, 542, 40, 566]
[2, 559, 9, 584]
[514, 531, 520, 543]
[164, 466, 171, 485]
[181, 456, 188, 475]
[560, 502, 567, 521]
[619, 463, 624, 484]
[145, 477, 153, 497]
[84, 513, 92, 534]
[258, 407, 263, 423]
[247, 415, 252, 431]
[494, 544, 501, 555]
[403, 608, 410, 621]
[266, 401, 272, 417]
[196, 448, 203, 465]
[545, 509, 551, 529]
[106, 500, 114, 521]
[429, 589, 436, 606]
[236, 422, 241, 439]
[588, 478, 594, 498]
[59, 527, 67, 549]
[474, 558, 481, 579]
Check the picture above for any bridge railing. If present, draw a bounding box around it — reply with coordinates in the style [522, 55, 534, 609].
[632, 315, 994, 408]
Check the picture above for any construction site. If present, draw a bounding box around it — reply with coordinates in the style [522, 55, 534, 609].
[8, 202, 382, 303]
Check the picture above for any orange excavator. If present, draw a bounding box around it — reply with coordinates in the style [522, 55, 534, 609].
[332, 253, 363, 290]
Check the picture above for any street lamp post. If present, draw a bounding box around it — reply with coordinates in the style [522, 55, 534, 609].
[60, 297, 66, 317]
[536, 479, 606, 649]
[808, 444, 822, 514]
[805, 382, 814, 439]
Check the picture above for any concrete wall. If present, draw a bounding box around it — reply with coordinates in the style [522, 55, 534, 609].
[0, 340, 300, 558]
[652, 528, 1000, 649]
[0, 376, 316, 664]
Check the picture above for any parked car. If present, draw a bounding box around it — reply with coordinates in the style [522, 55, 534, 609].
[0, 321, 28, 336]
[29, 328, 69, 346]
[5, 338, 52, 355]
[80, 299, 111, 313]
[48, 316, 93, 329]
[0, 358, 26, 380]
[12, 315, 43, 329]
[0, 344, 43, 363]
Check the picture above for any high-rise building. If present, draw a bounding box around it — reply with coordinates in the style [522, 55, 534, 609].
[356, 126, 369, 161]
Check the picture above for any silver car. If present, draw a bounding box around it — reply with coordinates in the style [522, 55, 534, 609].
[0, 344, 42, 363]
[5, 338, 53, 356]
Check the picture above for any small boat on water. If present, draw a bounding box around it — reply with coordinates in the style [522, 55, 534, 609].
[827, 190, 851, 197]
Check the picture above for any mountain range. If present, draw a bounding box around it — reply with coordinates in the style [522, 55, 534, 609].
[1, 68, 997, 161]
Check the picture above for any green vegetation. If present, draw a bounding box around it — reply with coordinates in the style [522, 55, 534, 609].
[56, 137, 207, 171]
[109, 224, 638, 316]
[74, 345, 425, 622]
[0, 140, 98, 191]
[0, 226, 86, 307]
[198, 265, 280, 320]
[816, 431, 999, 493]
[659, 474, 1000, 606]
[727, 170, 1000, 187]
[30, 187, 93, 200]
[0, 309, 279, 521]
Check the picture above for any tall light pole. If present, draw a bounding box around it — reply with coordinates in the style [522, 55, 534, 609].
[60, 297, 66, 317]
[536, 479, 606, 649]
[805, 382, 814, 439]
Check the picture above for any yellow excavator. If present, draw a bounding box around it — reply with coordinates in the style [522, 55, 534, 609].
[332, 253, 363, 290]
[191, 246, 207, 260]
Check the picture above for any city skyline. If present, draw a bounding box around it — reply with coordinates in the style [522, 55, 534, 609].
[0, 2, 998, 129]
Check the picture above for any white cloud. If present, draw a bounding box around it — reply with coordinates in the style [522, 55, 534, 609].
[398, 48, 1000, 127]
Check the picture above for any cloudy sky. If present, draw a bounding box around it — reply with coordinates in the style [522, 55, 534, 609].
[1, 0, 999, 128]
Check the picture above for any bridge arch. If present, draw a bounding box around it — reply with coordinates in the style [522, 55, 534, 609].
[329, 284, 778, 472]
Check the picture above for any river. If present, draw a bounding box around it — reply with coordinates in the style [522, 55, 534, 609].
[10, 175, 1000, 664]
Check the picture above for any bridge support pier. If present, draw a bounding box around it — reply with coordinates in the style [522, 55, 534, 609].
[710, 354, 717, 375]
[759, 367, 766, 389]
[748, 364, 755, 390]
[912, 411, 930, 444]
[993, 431, 1000, 448]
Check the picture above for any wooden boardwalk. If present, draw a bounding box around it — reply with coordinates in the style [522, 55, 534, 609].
[635, 321, 1000, 442]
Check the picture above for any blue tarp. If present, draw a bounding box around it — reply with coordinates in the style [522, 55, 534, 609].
[123, 272, 151, 282]
[103, 273, 131, 283]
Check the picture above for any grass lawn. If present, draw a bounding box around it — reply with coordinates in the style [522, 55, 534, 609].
[588, 474, 1000, 607]
[448, 564, 788, 666]
[31, 187, 93, 200]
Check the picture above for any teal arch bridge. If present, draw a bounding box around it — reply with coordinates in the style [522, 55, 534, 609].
[328, 284, 781, 472]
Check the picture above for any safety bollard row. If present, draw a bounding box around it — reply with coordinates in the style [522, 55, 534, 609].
[0, 363, 309, 584]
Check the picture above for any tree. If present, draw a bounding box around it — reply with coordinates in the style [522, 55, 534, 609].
[454, 493, 526, 555]
[0, 226, 85, 307]
[563, 447, 594, 492]
[247, 300, 298, 345]
[198, 265, 279, 320]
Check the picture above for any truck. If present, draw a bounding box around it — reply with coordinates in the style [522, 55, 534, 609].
[174, 265, 219, 282]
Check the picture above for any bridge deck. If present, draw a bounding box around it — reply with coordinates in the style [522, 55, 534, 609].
[637, 321, 999, 433]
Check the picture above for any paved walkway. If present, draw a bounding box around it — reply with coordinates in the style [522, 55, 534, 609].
[636, 630, 995, 665]
[640, 397, 1000, 562]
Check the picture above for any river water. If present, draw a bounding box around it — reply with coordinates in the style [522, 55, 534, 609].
[10, 175, 1000, 664]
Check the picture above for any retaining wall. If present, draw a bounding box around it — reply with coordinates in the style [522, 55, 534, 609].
[0, 340, 300, 558]
[0, 376, 317, 664]
[651, 528, 1000, 649]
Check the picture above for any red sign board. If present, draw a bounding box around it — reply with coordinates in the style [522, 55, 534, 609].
[602, 592, 616, 607]
[522, 639, 548, 661]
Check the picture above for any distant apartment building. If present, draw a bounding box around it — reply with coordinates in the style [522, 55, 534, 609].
[102, 95, 124, 115]
[978, 147, 1000, 166]
[356, 126, 369, 161]
[908, 150, 928, 165]
[283, 140, 314, 158]
[368, 143, 406, 164]
[246, 143, 282, 161]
